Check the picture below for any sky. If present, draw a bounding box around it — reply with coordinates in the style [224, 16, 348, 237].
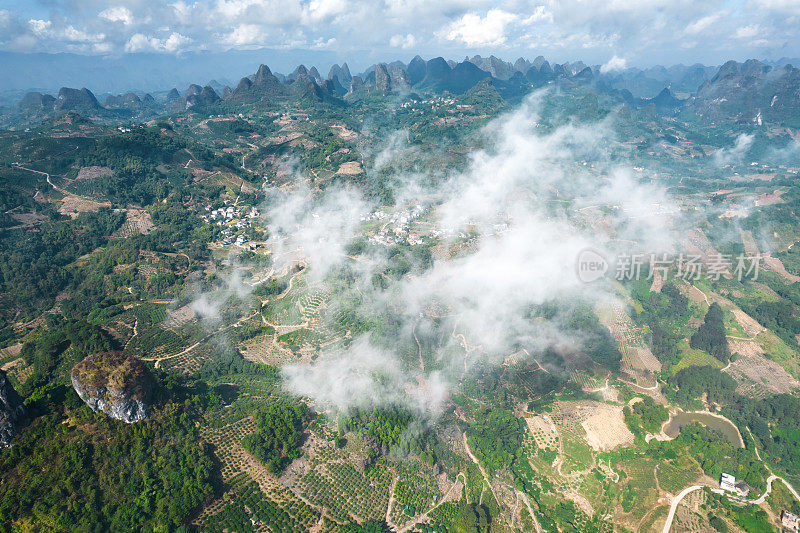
[0, 0, 798, 70]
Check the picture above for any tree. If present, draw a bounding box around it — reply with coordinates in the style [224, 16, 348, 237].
[242, 398, 310, 474]
[690, 303, 730, 362]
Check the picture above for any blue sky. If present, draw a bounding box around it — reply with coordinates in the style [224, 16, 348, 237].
[0, 0, 798, 67]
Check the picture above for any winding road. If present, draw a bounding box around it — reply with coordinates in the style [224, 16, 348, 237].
[662, 474, 800, 532]
[750, 475, 800, 505]
[662, 485, 704, 533]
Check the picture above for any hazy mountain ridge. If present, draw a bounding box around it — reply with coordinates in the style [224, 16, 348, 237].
[4, 56, 800, 130]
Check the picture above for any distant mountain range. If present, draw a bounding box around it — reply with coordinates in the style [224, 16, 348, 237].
[4, 55, 800, 129]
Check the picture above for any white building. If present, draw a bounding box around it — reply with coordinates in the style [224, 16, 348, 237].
[720, 473, 736, 492]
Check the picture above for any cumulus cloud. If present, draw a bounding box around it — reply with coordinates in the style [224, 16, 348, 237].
[440, 9, 518, 47]
[390, 33, 417, 49]
[303, 0, 348, 23]
[735, 24, 760, 38]
[750, 0, 800, 15]
[99, 7, 134, 26]
[225, 23, 264, 46]
[125, 32, 191, 52]
[600, 54, 626, 73]
[29, 19, 106, 43]
[3, 0, 800, 61]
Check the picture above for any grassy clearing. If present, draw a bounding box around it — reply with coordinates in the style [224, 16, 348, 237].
[656, 455, 703, 494]
[560, 429, 594, 474]
[671, 339, 724, 374]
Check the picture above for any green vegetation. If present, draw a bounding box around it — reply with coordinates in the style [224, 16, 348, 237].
[466, 407, 525, 475]
[728, 394, 800, 480]
[625, 396, 669, 434]
[343, 406, 413, 450]
[242, 398, 310, 474]
[668, 365, 737, 405]
[690, 303, 730, 363]
[0, 383, 213, 531]
[677, 423, 766, 488]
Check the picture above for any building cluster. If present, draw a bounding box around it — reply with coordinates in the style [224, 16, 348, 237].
[363, 205, 427, 246]
[202, 204, 261, 249]
[719, 473, 752, 498]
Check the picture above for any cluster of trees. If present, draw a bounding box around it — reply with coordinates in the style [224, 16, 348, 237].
[0, 384, 214, 530]
[242, 398, 310, 474]
[199, 344, 277, 380]
[677, 423, 767, 490]
[690, 303, 730, 362]
[0, 208, 125, 323]
[564, 303, 622, 371]
[739, 299, 800, 350]
[73, 128, 188, 205]
[342, 406, 413, 451]
[727, 393, 800, 476]
[466, 407, 525, 475]
[20, 319, 114, 393]
[624, 396, 669, 435]
[302, 126, 358, 170]
[73, 128, 241, 205]
[630, 282, 689, 366]
[668, 365, 738, 405]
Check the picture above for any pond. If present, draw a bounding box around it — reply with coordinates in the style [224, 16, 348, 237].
[663, 410, 744, 448]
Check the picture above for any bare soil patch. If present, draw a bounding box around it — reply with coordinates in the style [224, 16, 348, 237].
[76, 166, 112, 180]
[336, 161, 363, 175]
[58, 196, 110, 218]
[725, 350, 799, 397]
[581, 404, 634, 452]
[763, 254, 800, 283]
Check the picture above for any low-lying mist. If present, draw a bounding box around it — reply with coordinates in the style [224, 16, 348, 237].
[192, 91, 681, 418]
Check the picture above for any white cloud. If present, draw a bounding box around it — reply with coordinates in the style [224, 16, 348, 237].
[280, 91, 680, 415]
[600, 54, 626, 73]
[4, 0, 800, 60]
[99, 6, 134, 26]
[303, 0, 348, 23]
[521, 5, 552, 24]
[684, 11, 728, 34]
[29, 19, 106, 43]
[214, 0, 261, 20]
[28, 19, 52, 37]
[125, 32, 191, 52]
[735, 24, 760, 38]
[440, 9, 518, 47]
[750, 0, 800, 15]
[713, 133, 754, 167]
[390, 33, 417, 49]
[225, 24, 264, 45]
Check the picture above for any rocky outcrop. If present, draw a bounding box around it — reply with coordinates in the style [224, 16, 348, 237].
[348, 75, 364, 94]
[71, 351, 155, 423]
[408, 55, 427, 86]
[228, 64, 286, 103]
[55, 87, 104, 114]
[328, 63, 352, 86]
[19, 91, 56, 110]
[692, 60, 800, 126]
[104, 92, 142, 109]
[0, 369, 26, 447]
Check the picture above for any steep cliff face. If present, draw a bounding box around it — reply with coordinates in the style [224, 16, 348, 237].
[71, 352, 155, 423]
[0, 369, 27, 447]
